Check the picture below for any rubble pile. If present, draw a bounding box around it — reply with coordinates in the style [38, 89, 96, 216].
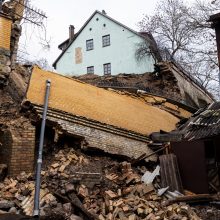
[73, 69, 181, 102]
[0, 147, 202, 219]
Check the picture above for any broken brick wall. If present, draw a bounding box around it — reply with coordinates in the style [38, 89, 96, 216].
[0, 129, 12, 166]
[0, 10, 34, 176]
[3, 120, 35, 176]
[2, 0, 24, 69]
[0, 12, 25, 96]
[0, 8, 25, 96]
[0, 14, 12, 50]
[0, 13, 12, 88]
[47, 114, 157, 162]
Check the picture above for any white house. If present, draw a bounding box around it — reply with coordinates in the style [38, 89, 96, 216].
[53, 10, 158, 76]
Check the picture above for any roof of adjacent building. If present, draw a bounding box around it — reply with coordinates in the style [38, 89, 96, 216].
[52, 10, 155, 68]
[177, 102, 220, 141]
[26, 66, 181, 136]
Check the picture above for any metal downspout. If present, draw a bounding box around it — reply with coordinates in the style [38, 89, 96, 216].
[33, 79, 51, 217]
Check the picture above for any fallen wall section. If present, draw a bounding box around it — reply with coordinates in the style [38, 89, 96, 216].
[26, 66, 179, 136]
[32, 105, 157, 161]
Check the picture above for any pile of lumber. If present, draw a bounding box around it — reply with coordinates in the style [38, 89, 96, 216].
[0, 148, 201, 219]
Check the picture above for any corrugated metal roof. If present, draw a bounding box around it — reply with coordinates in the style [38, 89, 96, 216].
[178, 102, 220, 140]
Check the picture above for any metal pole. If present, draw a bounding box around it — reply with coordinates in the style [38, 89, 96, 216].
[33, 79, 51, 217]
[0, 0, 3, 12]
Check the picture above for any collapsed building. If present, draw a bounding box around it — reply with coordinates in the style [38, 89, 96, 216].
[1, 63, 194, 175]
[1, 1, 220, 219]
[0, 1, 197, 176]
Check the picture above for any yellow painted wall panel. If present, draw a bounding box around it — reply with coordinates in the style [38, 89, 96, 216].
[27, 66, 180, 135]
[0, 16, 12, 50]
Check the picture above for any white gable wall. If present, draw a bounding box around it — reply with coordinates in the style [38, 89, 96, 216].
[56, 13, 155, 76]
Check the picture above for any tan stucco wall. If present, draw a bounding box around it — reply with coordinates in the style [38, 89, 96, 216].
[0, 15, 12, 50]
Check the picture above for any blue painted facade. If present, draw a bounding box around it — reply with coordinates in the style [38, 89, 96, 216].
[54, 11, 156, 76]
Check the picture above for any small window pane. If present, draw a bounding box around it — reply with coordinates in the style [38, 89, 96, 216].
[86, 39, 93, 51]
[103, 63, 111, 75]
[87, 66, 94, 74]
[102, 35, 110, 47]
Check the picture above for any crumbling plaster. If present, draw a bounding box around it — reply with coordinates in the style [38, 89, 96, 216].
[171, 65, 213, 107]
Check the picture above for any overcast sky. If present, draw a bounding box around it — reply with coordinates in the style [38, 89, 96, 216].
[19, 0, 195, 66]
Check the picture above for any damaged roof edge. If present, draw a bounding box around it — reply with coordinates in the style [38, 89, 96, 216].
[29, 103, 151, 143]
[26, 104, 157, 162]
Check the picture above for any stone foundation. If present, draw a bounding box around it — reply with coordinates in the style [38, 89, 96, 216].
[0, 48, 11, 88]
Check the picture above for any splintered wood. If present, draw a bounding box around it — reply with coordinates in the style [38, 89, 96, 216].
[85, 161, 201, 220]
[0, 148, 202, 219]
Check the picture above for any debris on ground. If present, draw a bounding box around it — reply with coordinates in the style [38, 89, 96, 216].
[0, 146, 209, 219]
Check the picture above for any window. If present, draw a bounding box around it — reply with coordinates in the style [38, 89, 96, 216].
[87, 66, 94, 74]
[103, 63, 111, 75]
[102, 35, 110, 47]
[86, 39, 93, 51]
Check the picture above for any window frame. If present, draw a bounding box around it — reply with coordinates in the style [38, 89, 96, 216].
[102, 35, 110, 47]
[87, 66, 94, 74]
[86, 39, 94, 51]
[103, 63, 111, 75]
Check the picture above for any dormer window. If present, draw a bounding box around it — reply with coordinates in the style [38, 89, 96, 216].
[102, 35, 110, 47]
[86, 39, 94, 51]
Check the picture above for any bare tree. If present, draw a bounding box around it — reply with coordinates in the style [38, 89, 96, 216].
[3, 0, 51, 68]
[138, 0, 219, 96]
[135, 33, 163, 64]
[32, 58, 53, 71]
[138, 0, 197, 59]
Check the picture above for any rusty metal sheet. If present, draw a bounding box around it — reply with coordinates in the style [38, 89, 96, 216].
[171, 140, 209, 194]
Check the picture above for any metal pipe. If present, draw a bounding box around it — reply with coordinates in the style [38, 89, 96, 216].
[0, 0, 3, 12]
[209, 14, 220, 99]
[33, 79, 51, 217]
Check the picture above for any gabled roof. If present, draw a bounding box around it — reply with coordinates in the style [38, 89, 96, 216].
[53, 10, 153, 68]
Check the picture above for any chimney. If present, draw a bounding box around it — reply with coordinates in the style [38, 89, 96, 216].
[102, 10, 107, 15]
[69, 25, 75, 41]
